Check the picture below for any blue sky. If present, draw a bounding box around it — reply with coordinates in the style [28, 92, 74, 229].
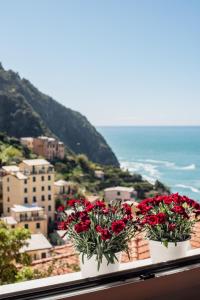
[0, 0, 200, 126]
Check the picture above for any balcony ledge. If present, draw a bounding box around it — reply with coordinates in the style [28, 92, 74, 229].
[0, 247, 200, 299]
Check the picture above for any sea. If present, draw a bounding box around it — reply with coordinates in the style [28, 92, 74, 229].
[97, 126, 200, 202]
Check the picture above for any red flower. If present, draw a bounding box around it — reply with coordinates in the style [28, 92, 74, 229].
[100, 229, 111, 240]
[57, 205, 65, 212]
[156, 212, 166, 224]
[171, 205, 185, 215]
[95, 200, 106, 209]
[111, 220, 126, 234]
[168, 223, 176, 231]
[96, 225, 103, 233]
[67, 199, 79, 207]
[85, 203, 94, 212]
[122, 203, 132, 215]
[74, 220, 91, 233]
[146, 215, 159, 226]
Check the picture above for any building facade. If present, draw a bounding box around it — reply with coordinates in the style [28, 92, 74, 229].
[1, 204, 47, 236]
[1, 159, 55, 222]
[20, 136, 65, 160]
[104, 186, 137, 203]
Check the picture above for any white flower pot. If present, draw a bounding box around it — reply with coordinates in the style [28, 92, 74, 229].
[80, 252, 121, 277]
[149, 240, 190, 263]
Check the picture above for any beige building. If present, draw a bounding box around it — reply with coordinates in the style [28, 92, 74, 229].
[20, 233, 52, 261]
[54, 180, 72, 196]
[20, 136, 65, 160]
[104, 186, 137, 203]
[1, 204, 47, 236]
[2, 159, 55, 222]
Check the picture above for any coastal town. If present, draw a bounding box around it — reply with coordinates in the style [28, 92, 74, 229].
[0, 135, 200, 278]
[0, 135, 146, 275]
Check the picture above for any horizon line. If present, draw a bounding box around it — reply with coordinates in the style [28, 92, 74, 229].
[95, 125, 200, 127]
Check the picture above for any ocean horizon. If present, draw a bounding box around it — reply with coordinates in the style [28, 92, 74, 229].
[97, 126, 200, 202]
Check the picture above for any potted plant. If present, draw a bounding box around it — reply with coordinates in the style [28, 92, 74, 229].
[57, 198, 137, 277]
[136, 193, 200, 263]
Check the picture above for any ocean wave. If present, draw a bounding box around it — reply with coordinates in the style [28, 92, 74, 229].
[175, 164, 196, 170]
[138, 159, 196, 171]
[120, 161, 160, 179]
[175, 184, 200, 194]
[141, 159, 175, 168]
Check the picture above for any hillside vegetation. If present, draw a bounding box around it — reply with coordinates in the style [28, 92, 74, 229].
[0, 63, 119, 166]
[0, 133, 170, 199]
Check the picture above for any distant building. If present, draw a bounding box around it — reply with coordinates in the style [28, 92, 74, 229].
[54, 180, 71, 196]
[1, 204, 47, 236]
[20, 136, 65, 160]
[94, 170, 104, 179]
[1, 159, 55, 222]
[104, 186, 137, 203]
[20, 233, 52, 261]
[20, 137, 34, 150]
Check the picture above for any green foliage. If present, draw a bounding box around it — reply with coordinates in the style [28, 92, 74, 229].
[0, 132, 32, 166]
[0, 221, 31, 285]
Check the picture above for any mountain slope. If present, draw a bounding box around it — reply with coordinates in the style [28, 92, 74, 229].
[0, 63, 119, 166]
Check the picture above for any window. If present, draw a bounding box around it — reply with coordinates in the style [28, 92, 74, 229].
[24, 179, 27, 184]
[48, 186, 51, 191]
[7, 187, 10, 192]
[36, 223, 40, 229]
[24, 197, 28, 204]
[48, 175, 51, 181]
[48, 195, 51, 201]
[7, 207, 10, 213]
[41, 195, 45, 201]
[7, 197, 10, 202]
[24, 188, 28, 193]
[33, 187, 36, 192]
[33, 176, 36, 182]
[33, 196, 37, 202]
[41, 176, 45, 181]
[117, 191, 121, 196]
[41, 252, 46, 259]
[7, 177, 9, 182]
[48, 205, 51, 211]
[24, 224, 29, 229]
[11, 225, 15, 229]
[41, 186, 45, 191]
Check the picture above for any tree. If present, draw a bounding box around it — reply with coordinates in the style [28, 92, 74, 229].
[0, 221, 31, 285]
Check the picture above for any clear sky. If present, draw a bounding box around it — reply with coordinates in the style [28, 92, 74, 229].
[0, 0, 200, 126]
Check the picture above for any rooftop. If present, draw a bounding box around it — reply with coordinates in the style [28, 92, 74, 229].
[1, 216, 17, 225]
[20, 137, 34, 141]
[11, 205, 44, 213]
[21, 234, 52, 252]
[54, 180, 69, 186]
[2, 165, 20, 173]
[15, 172, 28, 180]
[22, 159, 50, 166]
[104, 186, 135, 192]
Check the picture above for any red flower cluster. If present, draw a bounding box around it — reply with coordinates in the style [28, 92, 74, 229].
[96, 226, 111, 240]
[74, 220, 91, 233]
[111, 220, 126, 234]
[95, 200, 106, 209]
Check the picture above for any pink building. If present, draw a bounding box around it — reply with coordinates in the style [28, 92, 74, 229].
[20, 136, 65, 160]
